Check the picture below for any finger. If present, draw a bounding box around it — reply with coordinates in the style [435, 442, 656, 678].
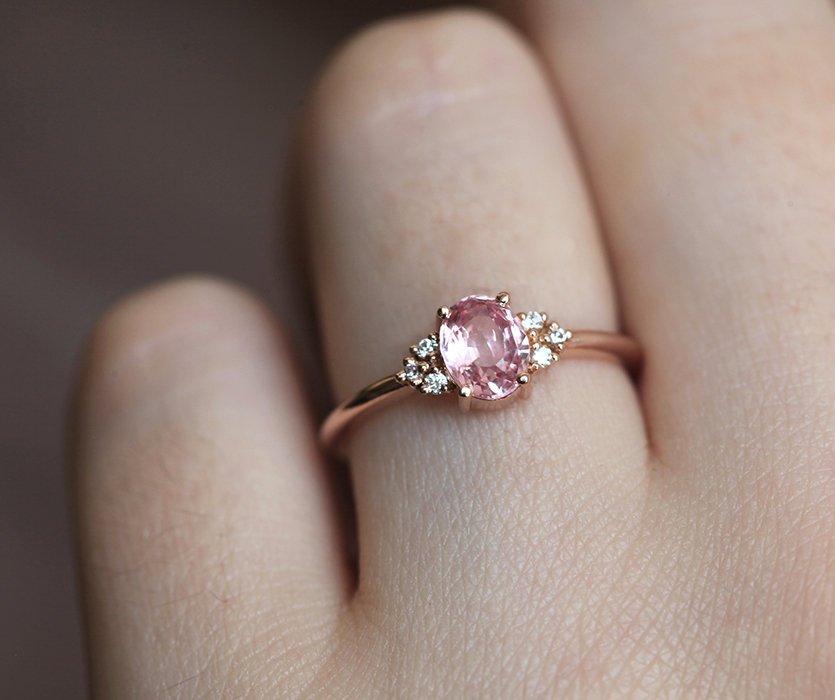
[74, 276, 346, 696]
[506, 3, 835, 691]
[303, 9, 647, 606]
[514, 1, 835, 489]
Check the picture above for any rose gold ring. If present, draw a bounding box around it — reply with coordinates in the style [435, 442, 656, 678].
[320, 292, 641, 453]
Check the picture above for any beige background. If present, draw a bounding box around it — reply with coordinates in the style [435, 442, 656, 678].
[0, 1, 446, 694]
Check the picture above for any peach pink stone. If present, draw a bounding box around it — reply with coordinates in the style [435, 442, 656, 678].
[439, 295, 530, 401]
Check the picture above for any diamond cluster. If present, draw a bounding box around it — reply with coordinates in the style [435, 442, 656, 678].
[517, 310, 572, 371]
[396, 333, 454, 395]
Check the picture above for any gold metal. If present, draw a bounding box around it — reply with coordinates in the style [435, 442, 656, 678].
[496, 291, 510, 306]
[458, 386, 473, 412]
[517, 373, 531, 400]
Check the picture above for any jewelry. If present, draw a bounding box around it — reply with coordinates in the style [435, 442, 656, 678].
[320, 292, 641, 452]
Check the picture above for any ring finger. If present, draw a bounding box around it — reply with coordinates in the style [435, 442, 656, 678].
[302, 9, 646, 625]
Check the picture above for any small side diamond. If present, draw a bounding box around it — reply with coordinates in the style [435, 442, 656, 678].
[414, 336, 438, 359]
[532, 345, 554, 368]
[421, 372, 449, 395]
[402, 358, 423, 384]
[546, 324, 572, 345]
[521, 310, 546, 332]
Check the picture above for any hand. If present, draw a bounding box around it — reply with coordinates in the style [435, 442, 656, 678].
[73, 5, 834, 696]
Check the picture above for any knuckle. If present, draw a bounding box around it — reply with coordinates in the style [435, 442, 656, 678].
[88, 274, 255, 360]
[310, 8, 534, 136]
[80, 274, 270, 412]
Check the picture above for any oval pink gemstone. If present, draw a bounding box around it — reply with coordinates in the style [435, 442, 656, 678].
[439, 295, 530, 401]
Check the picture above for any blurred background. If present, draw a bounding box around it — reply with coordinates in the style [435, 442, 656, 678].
[0, 1, 447, 694]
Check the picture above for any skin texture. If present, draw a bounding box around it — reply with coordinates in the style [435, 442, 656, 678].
[73, 4, 834, 698]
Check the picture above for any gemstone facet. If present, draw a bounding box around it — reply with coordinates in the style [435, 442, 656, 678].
[439, 295, 530, 401]
[402, 358, 423, 384]
[414, 336, 438, 359]
[521, 310, 546, 332]
[546, 324, 571, 346]
[532, 345, 554, 368]
[421, 372, 450, 395]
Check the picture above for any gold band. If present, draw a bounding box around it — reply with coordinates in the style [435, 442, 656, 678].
[320, 330, 640, 453]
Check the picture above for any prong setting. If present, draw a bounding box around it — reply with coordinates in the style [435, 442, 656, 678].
[517, 372, 532, 399]
[517, 309, 570, 373]
[496, 291, 510, 307]
[437, 306, 451, 319]
[458, 385, 473, 412]
[397, 333, 453, 394]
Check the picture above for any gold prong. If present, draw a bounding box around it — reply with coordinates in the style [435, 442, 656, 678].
[517, 373, 532, 399]
[458, 385, 473, 412]
[496, 291, 510, 307]
[437, 306, 451, 319]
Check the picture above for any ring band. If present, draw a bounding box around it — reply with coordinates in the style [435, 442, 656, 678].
[320, 292, 641, 452]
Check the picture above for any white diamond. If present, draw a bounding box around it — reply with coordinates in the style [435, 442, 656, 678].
[521, 311, 545, 332]
[403, 359, 422, 383]
[547, 325, 571, 345]
[415, 337, 438, 358]
[421, 372, 449, 395]
[532, 345, 554, 367]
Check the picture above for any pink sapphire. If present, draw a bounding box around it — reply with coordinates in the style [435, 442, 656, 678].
[439, 295, 530, 401]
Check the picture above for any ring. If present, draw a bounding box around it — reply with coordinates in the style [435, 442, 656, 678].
[320, 292, 641, 452]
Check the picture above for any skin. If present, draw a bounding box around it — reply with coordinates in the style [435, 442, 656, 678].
[73, 3, 834, 697]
